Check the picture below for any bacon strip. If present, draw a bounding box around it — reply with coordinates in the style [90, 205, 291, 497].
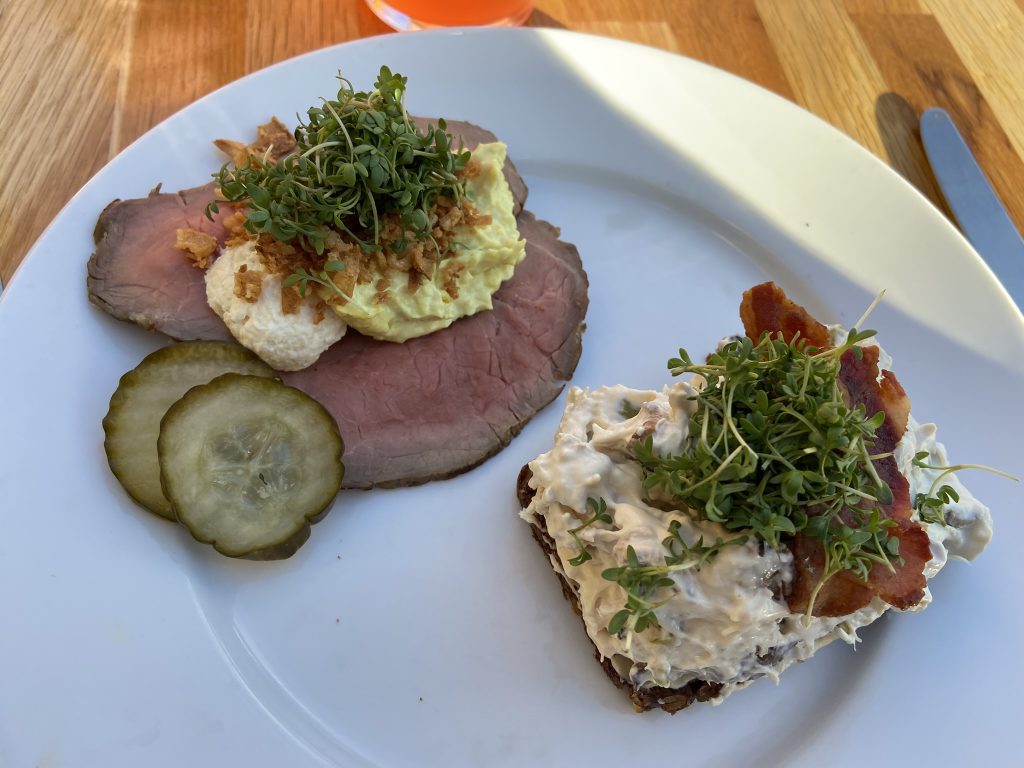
[739, 282, 930, 617]
[740, 281, 831, 349]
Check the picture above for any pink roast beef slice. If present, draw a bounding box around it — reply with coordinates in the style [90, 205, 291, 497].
[281, 211, 588, 489]
[88, 183, 235, 341]
[87, 120, 528, 341]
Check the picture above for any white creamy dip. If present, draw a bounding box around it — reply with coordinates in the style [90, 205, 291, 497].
[206, 240, 347, 371]
[521, 358, 992, 702]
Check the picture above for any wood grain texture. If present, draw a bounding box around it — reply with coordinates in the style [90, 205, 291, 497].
[3, 0, 1024, 287]
[0, 0, 129, 284]
[659, 0, 796, 100]
[925, 0, 1024, 163]
[244, 0, 391, 72]
[117, 1, 249, 148]
[844, 0, 926, 13]
[851, 10, 1024, 225]
[756, 0, 890, 158]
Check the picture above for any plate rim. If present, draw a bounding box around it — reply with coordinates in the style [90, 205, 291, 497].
[2, 26, 1022, 768]
[6, 26, 1022, 330]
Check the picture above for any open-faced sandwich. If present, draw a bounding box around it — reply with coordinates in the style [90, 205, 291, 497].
[518, 282, 1001, 712]
[91, 67, 588, 558]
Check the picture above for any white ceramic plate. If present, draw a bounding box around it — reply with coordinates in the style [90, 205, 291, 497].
[2, 29, 1022, 768]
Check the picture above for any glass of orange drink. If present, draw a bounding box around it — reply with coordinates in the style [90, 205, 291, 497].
[366, 0, 533, 30]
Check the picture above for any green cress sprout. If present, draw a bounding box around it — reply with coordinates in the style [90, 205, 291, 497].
[631, 321, 902, 621]
[283, 259, 346, 297]
[619, 400, 641, 419]
[206, 66, 470, 255]
[567, 497, 614, 567]
[596, 298, 1017, 635]
[911, 452, 1017, 526]
[280, 259, 372, 317]
[601, 526, 747, 647]
[563, 498, 745, 644]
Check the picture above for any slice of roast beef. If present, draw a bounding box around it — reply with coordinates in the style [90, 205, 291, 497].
[282, 210, 588, 488]
[88, 120, 587, 488]
[87, 120, 528, 342]
[89, 184, 236, 341]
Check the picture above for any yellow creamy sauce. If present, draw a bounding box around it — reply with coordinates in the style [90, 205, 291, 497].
[206, 141, 525, 368]
[329, 141, 525, 342]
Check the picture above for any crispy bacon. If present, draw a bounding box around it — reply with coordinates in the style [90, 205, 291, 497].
[740, 281, 831, 349]
[739, 282, 931, 617]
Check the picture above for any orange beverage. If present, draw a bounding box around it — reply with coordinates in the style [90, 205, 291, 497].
[366, 0, 533, 29]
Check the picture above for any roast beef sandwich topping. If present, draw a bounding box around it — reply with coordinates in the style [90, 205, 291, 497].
[198, 67, 524, 368]
[88, 68, 531, 366]
[89, 65, 588, 493]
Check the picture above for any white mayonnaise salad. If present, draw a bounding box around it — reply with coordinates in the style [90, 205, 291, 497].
[520, 342, 992, 703]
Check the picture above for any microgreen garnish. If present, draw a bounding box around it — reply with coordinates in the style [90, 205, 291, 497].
[205, 66, 470, 255]
[603, 545, 673, 640]
[602, 525, 747, 646]
[282, 259, 344, 296]
[280, 259, 372, 315]
[663, 520, 748, 568]
[632, 322, 902, 618]
[619, 400, 641, 420]
[568, 497, 614, 566]
[911, 451, 1017, 526]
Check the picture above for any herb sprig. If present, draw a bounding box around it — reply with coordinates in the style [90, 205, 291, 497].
[206, 66, 470, 255]
[911, 452, 1017, 526]
[601, 525, 747, 647]
[632, 324, 901, 618]
[567, 497, 614, 566]
[282, 259, 345, 297]
[280, 259, 372, 316]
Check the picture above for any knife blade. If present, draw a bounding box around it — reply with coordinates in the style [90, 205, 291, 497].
[920, 107, 1024, 308]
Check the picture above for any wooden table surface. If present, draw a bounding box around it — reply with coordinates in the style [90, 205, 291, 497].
[3, 0, 1024, 288]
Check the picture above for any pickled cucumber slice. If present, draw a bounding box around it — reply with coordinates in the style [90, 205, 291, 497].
[158, 373, 344, 560]
[103, 342, 276, 520]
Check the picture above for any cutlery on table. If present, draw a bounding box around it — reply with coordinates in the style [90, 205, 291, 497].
[920, 107, 1024, 308]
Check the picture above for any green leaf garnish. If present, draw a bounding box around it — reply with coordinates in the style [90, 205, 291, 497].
[567, 497, 614, 567]
[593, 296, 1017, 633]
[619, 400, 641, 420]
[279, 259, 373, 316]
[635, 323, 902, 618]
[911, 452, 1017, 526]
[205, 65, 470, 256]
[601, 529, 747, 646]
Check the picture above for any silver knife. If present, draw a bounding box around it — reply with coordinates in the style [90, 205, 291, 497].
[920, 107, 1024, 307]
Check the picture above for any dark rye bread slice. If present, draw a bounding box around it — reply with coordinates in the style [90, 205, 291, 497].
[516, 465, 723, 713]
[87, 120, 528, 342]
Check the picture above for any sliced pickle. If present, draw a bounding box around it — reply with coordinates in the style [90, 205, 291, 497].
[103, 342, 276, 520]
[158, 373, 344, 560]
